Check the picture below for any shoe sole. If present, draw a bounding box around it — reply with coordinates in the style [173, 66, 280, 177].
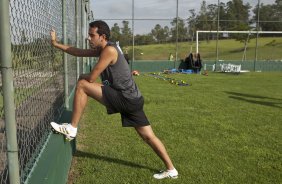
[154, 176, 178, 180]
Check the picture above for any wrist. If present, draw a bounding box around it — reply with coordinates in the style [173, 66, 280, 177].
[51, 40, 58, 47]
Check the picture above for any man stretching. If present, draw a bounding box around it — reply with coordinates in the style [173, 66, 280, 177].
[50, 20, 178, 179]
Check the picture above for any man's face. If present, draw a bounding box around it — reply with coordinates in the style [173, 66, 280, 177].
[88, 27, 102, 49]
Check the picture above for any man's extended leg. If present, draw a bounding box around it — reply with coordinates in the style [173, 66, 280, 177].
[134, 125, 178, 179]
[71, 79, 104, 128]
[135, 125, 174, 169]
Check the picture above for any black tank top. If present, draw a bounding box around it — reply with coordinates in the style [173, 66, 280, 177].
[100, 42, 141, 99]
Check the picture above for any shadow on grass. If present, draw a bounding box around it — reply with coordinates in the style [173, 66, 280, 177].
[225, 92, 282, 108]
[74, 150, 158, 172]
[225, 91, 282, 101]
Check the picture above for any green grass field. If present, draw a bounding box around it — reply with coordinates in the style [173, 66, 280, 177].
[68, 72, 282, 184]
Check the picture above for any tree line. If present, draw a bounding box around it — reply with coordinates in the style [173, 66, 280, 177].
[110, 0, 282, 47]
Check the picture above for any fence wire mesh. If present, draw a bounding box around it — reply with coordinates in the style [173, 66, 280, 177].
[0, 0, 88, 183]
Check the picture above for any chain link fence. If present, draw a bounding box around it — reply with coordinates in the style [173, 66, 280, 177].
[0, 0, 93, 183]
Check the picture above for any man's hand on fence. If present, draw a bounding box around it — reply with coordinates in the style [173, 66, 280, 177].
[50, 28, 57, 45]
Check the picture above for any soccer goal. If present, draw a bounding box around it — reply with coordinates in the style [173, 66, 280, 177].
[196, 30, 282, 62]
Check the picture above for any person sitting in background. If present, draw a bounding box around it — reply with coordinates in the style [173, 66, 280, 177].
[185, 53, 202, 73]
[169, 53, 174, 61]
[194, 53, 202, 72]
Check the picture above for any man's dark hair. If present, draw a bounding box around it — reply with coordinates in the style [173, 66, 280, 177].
[89, 20, 110, 40]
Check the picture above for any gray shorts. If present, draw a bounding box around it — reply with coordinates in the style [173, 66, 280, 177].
[101, 85, 150, 127]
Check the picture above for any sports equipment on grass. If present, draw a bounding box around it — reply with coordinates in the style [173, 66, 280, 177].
[146, 73, 190, 86]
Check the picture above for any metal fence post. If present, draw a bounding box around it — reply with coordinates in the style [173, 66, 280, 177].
[131, 0, 135, 71]
[254, 0, 260, 72]
[86, 0, 90, 70]
[76, 0, 80, 79]
[215, 0, 220, 71]
[81, 0, 86, 73]
[62, 0, 69, 109]
[0, 0, 20, 183]
[175, 0, 179, 69]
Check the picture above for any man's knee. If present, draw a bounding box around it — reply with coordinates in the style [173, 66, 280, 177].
[76, 79, 95, 90]
[75, 79, 103, 102]
[136, 126, 156, 143]
[140, 132, 156, 144]
[76, 79, 87, 90]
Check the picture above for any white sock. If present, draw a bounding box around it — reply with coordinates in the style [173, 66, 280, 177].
[68, 124, 77, 133]
[167, 168, 177, 174]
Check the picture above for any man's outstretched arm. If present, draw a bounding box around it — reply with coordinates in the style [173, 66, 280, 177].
[50, 29, 99, 57]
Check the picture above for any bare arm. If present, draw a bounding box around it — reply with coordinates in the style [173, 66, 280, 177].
[81, 46, 118, 83]
[50, 29, 99, 57]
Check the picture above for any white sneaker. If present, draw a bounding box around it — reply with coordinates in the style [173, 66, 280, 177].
[153, 168, 178, 179]
[50, 122, 77, 141]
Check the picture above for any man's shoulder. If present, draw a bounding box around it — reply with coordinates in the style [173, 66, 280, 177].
[103, 44, 118, 54]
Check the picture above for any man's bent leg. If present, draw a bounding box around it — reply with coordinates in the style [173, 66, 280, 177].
[71, 79, 104, 128]
[134, 125, 175, 170]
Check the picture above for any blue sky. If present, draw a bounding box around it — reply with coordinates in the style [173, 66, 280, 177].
[90, 0, 276, 34]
